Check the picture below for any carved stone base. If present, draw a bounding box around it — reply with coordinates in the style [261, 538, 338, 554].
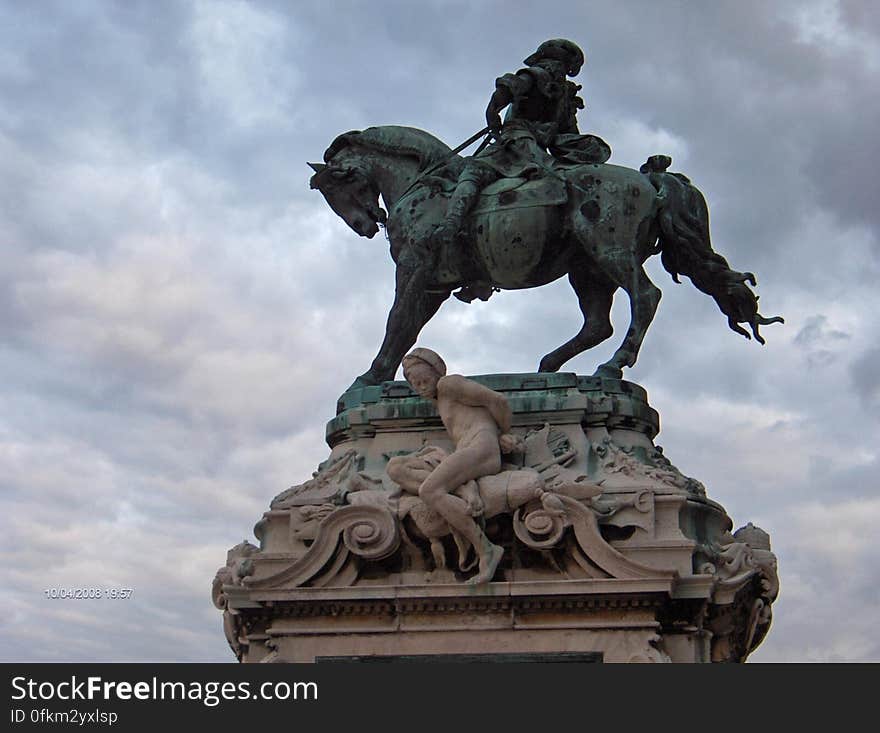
[213, 374, 778, 663]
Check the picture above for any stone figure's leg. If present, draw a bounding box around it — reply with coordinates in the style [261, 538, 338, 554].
[450, 529, 478, 571]
[387, 455, 434, 495]
[538, 262, 616, 372]
[352, 262, 450, 388]
[418, 445, 504, 584]
[429, 539, 447, 569]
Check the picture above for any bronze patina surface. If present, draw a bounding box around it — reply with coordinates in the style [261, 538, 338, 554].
[309, 39, 782, 390]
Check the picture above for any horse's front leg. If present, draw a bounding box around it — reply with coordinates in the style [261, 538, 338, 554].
[538, 262, 615, 373]
[350, 262, 450, 389]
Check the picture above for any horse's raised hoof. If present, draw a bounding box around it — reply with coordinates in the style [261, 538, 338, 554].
[593, 364, 623, 380]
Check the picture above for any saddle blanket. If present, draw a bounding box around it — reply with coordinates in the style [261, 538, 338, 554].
[471, 175, 567, 215]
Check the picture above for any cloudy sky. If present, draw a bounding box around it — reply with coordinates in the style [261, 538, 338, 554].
[1, 0, 877, 662]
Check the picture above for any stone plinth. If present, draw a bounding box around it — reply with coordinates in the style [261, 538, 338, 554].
[213, 374, 778, 663]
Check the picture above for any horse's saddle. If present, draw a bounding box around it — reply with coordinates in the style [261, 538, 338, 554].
[471, 175, 567, 215]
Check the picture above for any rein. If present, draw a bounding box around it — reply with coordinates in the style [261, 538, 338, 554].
[394, 126, 494, 203]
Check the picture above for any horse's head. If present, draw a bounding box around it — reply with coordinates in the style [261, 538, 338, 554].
[309, 162, 387, 239]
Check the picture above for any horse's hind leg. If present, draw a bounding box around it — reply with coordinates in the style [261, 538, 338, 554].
[538, 264, 615, 373]
[566, 170, 662, 379]
[594, 263, 661, 379]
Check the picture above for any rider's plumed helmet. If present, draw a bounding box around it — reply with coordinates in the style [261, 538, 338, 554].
[524, 39, 585, 76]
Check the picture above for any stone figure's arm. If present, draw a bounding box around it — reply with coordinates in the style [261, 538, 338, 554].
[438, 375, 512, 433]
[486, 70, 533, 130]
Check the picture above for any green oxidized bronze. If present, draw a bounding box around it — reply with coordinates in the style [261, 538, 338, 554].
[309, 38, 783, 391]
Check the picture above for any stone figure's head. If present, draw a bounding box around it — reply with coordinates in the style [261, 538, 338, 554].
[524, 39, 584, 76]
[402, 348, 447, 399]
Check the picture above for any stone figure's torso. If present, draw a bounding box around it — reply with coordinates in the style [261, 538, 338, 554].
[437, 376, 500, 448]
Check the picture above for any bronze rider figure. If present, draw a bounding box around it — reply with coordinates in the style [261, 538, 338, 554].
[434, 39, 611, 303]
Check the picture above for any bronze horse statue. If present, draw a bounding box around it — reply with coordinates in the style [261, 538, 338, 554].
[309, 125, 782, 389]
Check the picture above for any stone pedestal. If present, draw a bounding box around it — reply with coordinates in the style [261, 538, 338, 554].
[213, 374, 778, 663]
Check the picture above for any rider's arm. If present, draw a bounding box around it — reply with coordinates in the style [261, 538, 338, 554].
[487, 70, 534, 130]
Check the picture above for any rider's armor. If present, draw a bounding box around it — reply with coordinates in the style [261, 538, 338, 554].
[437, 40, 610, 303]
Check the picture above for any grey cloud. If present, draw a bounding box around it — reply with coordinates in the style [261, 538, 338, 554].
[795, 315, 851, 346]
[849, 345, 880, 408]
[794, 314, 852, 367]
[1, 0, 878, 662]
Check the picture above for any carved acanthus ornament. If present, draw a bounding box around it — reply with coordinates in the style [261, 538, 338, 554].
[702, 523, 779, 662]
[211, 541, 259, 661]
[591, 435, 706, 495]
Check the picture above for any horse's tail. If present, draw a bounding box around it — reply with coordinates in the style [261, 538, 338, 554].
[641, 155, 783, 344]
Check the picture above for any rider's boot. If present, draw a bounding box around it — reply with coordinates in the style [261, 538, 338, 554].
[435, 179, 499, 303]
[433, 179, 480, 249]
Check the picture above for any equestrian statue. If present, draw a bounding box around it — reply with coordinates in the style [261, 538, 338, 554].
[308, 39, 783, 390]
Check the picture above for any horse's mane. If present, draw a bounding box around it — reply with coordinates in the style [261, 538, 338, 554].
[323, 125, 454, 171]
